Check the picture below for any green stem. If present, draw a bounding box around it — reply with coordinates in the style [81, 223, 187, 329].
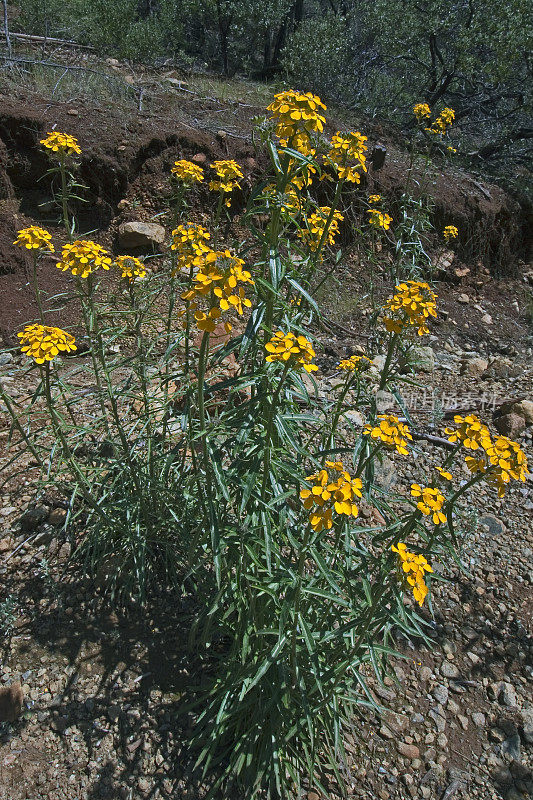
[32, 253, 45, 323]
[260, 362, 290, 500]
[378, 333, 399, 392]
[196, 330, 219, 575]
[59, 155, 72, 242]
[306, 177, 345, 287]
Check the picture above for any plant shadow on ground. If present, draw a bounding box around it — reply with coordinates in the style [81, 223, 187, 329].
[1, 563, 242, 799]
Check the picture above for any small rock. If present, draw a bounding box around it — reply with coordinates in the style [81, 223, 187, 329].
[0, 352, 13, 366]
[457, 294, 470, 304]
[519, 705, 533, 744]
[460, 356, 488, 378]
[0, 683, 23, 721]
[48, 508, 67, 527]
[472, 712, 486, 727]
[67, 109, 79, 116]
[481, 313, 492, 324]
[486, 357, 521, 379]
[493, 413, 526, 438]
[479, 514, 506, 536]
[397, 742, 420, 760]
[432, 685, 449, 705]
[20, 505, 49, 532]
[440, 661, 460, 679]
[501, 734, 521, 761]
[192, 152, 207, 164]
[500, 683, 518, 708]
[118, 221, 165, 249]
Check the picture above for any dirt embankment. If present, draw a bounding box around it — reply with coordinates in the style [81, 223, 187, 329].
[0, 91, 530, 342]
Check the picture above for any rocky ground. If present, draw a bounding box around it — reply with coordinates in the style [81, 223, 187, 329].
[0, 45, 532, 800]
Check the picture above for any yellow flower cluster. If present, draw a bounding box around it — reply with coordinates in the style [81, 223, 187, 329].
[265, 331, 318, 373]
[483, 436, 528, 496]
[413, 103, 431, 122]
[392, 543, 433, 606]
[208, 160, 243, 205]
[298, 207, 343, 253]
[115, 255, 146, 283]
[182, 250, 253, 332]
[326, 131, 368, 183]
[411, 484, 446, 525]
[300, 460, 362, 532]
[443, 225, 459, 241]
[368, 208, 393, 230]
[382, 280, 437, 336]
[170, 159, 204, 185]
[40, 131, 81, 156]
[56, 240, 112, 278]
[13, 226, 55, 253]
[338, 354, 372, 373]
[444, 415, 528, 496]
[170, 223, 211, 275]
[368, 194, 381, 204]
[426, 107, 455, 135]
[363, 414, 413, 455]
[445, 414, 490, 450]
[18, 324, 76, 364]
[267, 90, 326, 155]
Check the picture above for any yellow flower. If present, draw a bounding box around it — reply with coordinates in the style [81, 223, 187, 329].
[300, 460, 362, 532]
[267, 90, 326, 155]
[114, 255, 146, 283]
[338, 354, 372, 373]
[382, 280, 437, 336]
[368, 208, 393, 230]
[483, 435, 528, 497]
[181, 249, 253, 332]
[363, 414, 413, 455]
[443, 225, 458, 241]
[326, 131, 368, 183]
[368, 194, 381, 204]
[18, 324, 76, 364]
[425, 107, 455, 135]
[170, 159, 204, 185]
[265, 331, 318, 373]
[56, 240, 112, 278]
[413, 103, 431, 122]
[298, 207, 343, 254]
[40, 131, 81, 156]
[410, 484, 446, 525]
[447, 146, 457, 153]
[392, 542, 433, 606]
[435, 467, 453, 481]
[170, 223, 211, 276]
[208, 160, 243, 204]
[13, 226, 54, 253]
[444, 414, 491, 451]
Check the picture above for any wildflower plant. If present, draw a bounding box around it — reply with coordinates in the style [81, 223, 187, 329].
[2, 91, 528, 800]
[40, 131, 86, 239]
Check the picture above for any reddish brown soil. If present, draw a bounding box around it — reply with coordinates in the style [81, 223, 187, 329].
[0, 85, 530, 345]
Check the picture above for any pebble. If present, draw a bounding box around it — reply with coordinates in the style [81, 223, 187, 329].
[440, 661, 460, 679]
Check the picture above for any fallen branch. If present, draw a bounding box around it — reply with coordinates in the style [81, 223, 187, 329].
[0, 30, 95, 50]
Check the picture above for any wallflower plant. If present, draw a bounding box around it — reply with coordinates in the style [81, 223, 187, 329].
[1, 91, 528, 800]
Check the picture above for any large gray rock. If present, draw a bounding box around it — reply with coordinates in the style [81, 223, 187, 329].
[118, 222, 165, 249]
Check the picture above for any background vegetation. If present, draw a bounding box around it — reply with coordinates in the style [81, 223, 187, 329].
[8, 0, 532, 172]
